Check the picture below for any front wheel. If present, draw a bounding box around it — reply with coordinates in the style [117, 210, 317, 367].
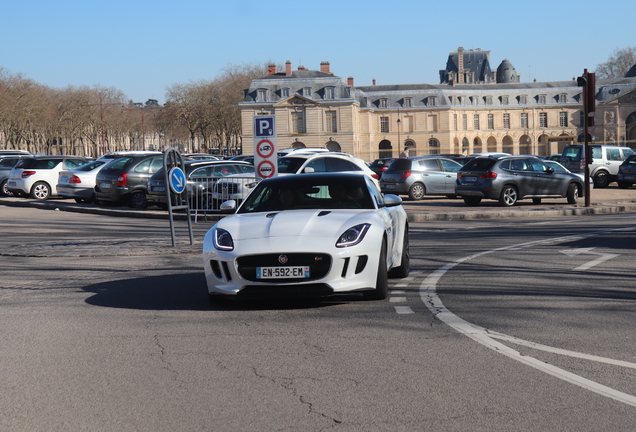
[1, 179, 14, 196]
[498, 186, 518, 207]
[388, 226, 410, 279]
[364, 240, 388, 300]
[567, 183, 579, 204]
[408, 183, 426, 200]
[30, 182, 51, 200]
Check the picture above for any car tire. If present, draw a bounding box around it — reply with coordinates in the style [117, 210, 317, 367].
[364, 240, 388, 300]
[388, 226, 410, 279]
[617, 181, 631, 189]
[498, 186, 518, 206]
[567, 183, 579, 204]
[593, 171, 610, 188]
[532, 198, 542, 204]
[30, 182, 51, 200]
[408, 183, 426, 200]
[128, 191, 148, 209]
[463, 197, 481, 206]
[1, 179, 14, 197]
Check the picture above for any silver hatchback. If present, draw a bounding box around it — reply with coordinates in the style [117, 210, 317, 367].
[380, 157, 463, 200]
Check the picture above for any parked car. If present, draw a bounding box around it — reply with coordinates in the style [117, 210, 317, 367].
[617, 154, 636, 188]
[368, 158, 396, 179]
[94, 153, 165, 208]
[0, 154, 32, 196]
[455, 155, 585, 206]
[7, 156, 91, 199]
[277, 152, 379, 187]
[0, 150, 32, 156]
[559, 144, 634, 188]
[379, 156, 463, 200]
[183, 153, 221, 161]
[56, 159, 108, 203]
[146, 160, 255, 209]
[543, 159, 592, 188]
[203, 172, 409, 301]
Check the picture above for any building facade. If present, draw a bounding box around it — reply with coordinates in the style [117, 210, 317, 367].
[239, 52, 636, 162]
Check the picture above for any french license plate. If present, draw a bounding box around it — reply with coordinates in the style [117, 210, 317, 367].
[59, 176, 69, 183]
[152, 186, 166, 192]
[384, 184, 395, 189]
[463, 177, 478, 183]
[624, 176, 635, 180]
[256, 266, 310, 279]
[8, 181, 16, 187]
[99, 182, 111, 189]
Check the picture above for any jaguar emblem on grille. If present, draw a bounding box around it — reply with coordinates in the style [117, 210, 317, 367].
[278, 255, 288, 264]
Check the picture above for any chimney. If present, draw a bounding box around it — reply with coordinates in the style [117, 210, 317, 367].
[347, 76, 354, 86]
[372, 78, 376, 86]
[320, 61, 331, 74]
[457, 47, 464, 83]
[286, 61, 292, 76]
[298, 65, 307, 71]
[267, 64, 276, 75]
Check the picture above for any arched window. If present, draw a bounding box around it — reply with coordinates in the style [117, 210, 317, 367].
[428, 138, 440, 155]
[404, 140, 416, 157]
[379, 140, 393, 158]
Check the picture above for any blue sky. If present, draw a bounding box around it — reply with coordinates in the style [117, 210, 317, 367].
[2, 0, 634, 105]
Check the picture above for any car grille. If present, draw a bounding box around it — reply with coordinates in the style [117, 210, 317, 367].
[215, 183, 239, 194]
[237, 253, 331, 282]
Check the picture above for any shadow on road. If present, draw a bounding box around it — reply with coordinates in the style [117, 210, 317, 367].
[83, 272, 356, 311]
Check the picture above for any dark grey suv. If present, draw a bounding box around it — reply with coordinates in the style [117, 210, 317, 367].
[455, 155, 585, 206]
[94, 154, 164, 208]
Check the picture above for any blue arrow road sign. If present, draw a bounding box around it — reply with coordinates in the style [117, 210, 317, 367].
[169, 167, 186, 194]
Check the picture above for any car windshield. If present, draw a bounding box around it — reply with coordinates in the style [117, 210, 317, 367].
[76, 160, 106, 171]
[385, 159, 411, 172]
[460, 158, 497, 171]
[238, 176, 375, 213]
[277, 157, 306, 174]
[562, 147, 582, 158]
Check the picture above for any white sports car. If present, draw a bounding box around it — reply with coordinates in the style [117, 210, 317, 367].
[202, 173, 409, 301]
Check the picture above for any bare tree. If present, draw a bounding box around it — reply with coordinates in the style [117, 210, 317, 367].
[596, 46, 636, 79]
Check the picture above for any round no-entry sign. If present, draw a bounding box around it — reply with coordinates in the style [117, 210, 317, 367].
[256, 139, 275, 158]
[257, 160, 275, 178]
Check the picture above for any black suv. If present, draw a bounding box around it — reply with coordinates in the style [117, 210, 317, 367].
[94, 153, 164, 208]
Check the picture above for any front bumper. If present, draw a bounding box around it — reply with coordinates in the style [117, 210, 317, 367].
[202, 234, 379, 298]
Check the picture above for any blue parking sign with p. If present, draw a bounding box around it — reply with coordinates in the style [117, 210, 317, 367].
[254, 115, 275, 137]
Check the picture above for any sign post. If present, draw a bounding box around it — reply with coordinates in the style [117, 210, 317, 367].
[163, 148, 194, 247]
[253, 115, 277, 179]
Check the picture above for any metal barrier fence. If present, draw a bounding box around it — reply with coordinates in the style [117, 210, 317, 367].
[187, 175, 262, 215]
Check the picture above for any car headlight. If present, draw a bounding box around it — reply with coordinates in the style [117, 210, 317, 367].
[246, 181, 259, 189]
[336, 223, 370, 248]
[213, 228, 234, 251]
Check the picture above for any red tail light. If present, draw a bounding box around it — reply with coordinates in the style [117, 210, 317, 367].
[69, 175, 82, 184]
[480, 171, 497, 180]
[117, 173, 127, 186]
[371, 173, 379, 180]
[22, 171, 36, 178]
[399, 170, 412, 179]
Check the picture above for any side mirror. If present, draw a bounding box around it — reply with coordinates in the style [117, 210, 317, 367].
[303, 167, 315, 173]
[382, 194, 402, 207]
[219, 200, 236, 213]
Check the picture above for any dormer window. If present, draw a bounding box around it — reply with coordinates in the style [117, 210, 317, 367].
[403, 97, 412, 107]
[303, 87, 312, 98]
[281, 88, 290, 98]
[428, 97, 436, 107]
[325, 86, 335, 99]
[558, 93, 567, 103]
[379, 98, 388, 108]
[257, 89, 268, 102]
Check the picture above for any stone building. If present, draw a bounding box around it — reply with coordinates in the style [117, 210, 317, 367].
[239, 50, 636, 161]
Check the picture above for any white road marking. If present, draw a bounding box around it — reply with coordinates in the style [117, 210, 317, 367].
[420, 227, 636, 407]
[395, 306, 414, 314]
[390, 297, 407, 303]
[560, 247, 620, 271]
[390, 290, 406, 295]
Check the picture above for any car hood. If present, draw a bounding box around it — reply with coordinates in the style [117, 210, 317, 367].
[216, 209, 377, 241]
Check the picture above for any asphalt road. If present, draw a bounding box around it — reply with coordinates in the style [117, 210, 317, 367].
[1, 203, 635, 431]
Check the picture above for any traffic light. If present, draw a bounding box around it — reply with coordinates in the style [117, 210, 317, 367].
[577, 71, 596, 127]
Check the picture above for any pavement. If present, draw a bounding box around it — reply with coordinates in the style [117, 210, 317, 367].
[2, 187, 636, 223]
